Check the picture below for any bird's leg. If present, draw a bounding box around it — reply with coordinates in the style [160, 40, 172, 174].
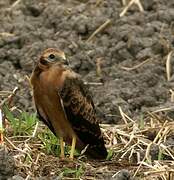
[60, 137, 65, 159]
[70, 135, 76, 160]
[0, 109, 4, 145]
[0, 130, 3, 145]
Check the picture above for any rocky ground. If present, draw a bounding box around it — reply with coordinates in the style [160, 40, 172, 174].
[1, 0, 174, 179]
[1, 0, 174, 123]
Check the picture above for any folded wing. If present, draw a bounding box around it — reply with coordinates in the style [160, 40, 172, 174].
[59, 77, 107, 159]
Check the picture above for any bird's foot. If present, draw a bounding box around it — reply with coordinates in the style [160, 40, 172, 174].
[60, 154, 65, 161]
[0, 131, 4, 145]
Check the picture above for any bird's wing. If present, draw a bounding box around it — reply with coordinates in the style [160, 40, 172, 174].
[59, 77, 107, 159]
[36, 107, 57, 136]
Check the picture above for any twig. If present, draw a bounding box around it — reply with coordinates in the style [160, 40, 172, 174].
[0, 32, 15, 37]
[96, 58, 103, 77]
[166, 51, 173, 81]
[122, 0, 127, 6]
[8, 87, 19, 107]
[32, 122, 39, 138]
[120, 58, 151, 71]
[153, 121, 168, 144]
[0, 87, 18, 145]
[25, 75, 32, 88]
[119, 106, 134, 124]
[5, 136, 28, 154]
[34, 154, 40, 165]
[119, 106, 128, 126]
[120, 0, 144, 17]
[0, 109, 2, 130]
[84, 82, 103, 86]
[133, 156, 146, 177]
[160, 144, 174, 160]
[169, 89, 174, 102]
[0, 91, 13, 96]
[25, 122, 39, 142]
[0, 109, 4, 145]
[25, 174, 31, 180]
[86, 19, 111, 42]
[157, 126, 170, 145]
[152, 106, 174, 113]
[9, 0, 22, 10]
[0, 86, 19, 107]
[145, 142, 152, 163]
[144, 169, 174, 175]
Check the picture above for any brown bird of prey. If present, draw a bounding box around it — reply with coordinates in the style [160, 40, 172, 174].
[30, 48, 107, 159]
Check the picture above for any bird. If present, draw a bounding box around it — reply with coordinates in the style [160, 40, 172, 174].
[0, 108, 4, 145]
[30, 48, 107, 159]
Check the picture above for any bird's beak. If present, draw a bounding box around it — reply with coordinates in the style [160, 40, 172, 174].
[61, 52, 66, 60]
[61, 52, 69, 66]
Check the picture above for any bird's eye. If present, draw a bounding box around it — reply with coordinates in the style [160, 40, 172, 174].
[48, 54, 55, 59]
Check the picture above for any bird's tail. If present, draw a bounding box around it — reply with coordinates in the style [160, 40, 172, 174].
[85, 140, 108, 159]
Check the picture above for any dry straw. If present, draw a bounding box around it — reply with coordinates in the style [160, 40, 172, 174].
[1, 86, 174, 179]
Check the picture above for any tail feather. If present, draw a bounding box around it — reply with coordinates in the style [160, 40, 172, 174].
[86, 144, 108, 159]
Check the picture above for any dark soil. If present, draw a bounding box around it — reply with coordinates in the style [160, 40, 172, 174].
[1, 0, 174, 123]
[0, 147, 15, 179]
[1, 0, 174, 178]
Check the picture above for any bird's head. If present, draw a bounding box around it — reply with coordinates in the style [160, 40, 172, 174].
[38, 48, 69, 70]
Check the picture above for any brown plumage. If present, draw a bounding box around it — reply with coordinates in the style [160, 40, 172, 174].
[30, 48, 107, 159]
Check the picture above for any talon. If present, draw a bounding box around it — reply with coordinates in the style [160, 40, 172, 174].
[70, 135, 76, 160]
[60, 137, 65, 159]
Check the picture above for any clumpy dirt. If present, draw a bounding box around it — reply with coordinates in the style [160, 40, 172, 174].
[1, 1, 174, 179]
[0, 147, 15, 179]
[0, 0, 174, 123]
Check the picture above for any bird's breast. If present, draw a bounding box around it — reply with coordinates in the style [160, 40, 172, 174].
[33, 81, 76, 142]
[31, 66, 78, 143]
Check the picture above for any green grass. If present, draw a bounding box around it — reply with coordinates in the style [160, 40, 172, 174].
[38, 128, 61, 156]
[3, 105, 37, 136]
[158, 148, 164, 160]
[62, 164, 84, 178]
[3, 105, 81, 157]
[106, 148, 114, 160]
[38, 126, 80, 157]
[2, 106, 86, 178]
